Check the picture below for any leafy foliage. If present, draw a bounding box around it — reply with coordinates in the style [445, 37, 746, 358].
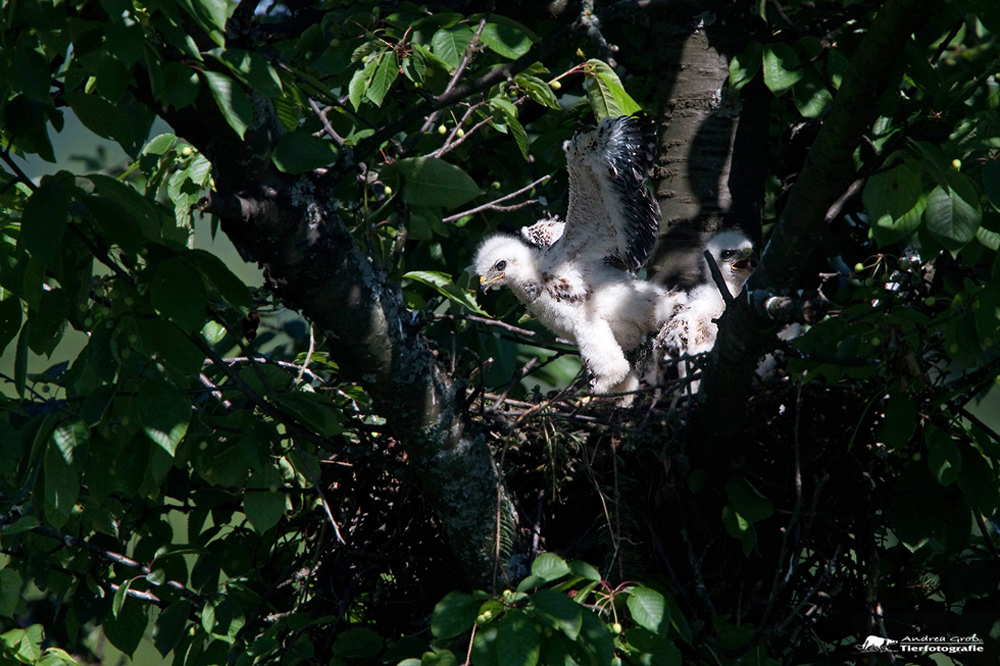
[0, 1, 999, 665]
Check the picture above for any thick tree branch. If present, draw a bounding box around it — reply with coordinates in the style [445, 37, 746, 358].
[697, 0, 941, 444]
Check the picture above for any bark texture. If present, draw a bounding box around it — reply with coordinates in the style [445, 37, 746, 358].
[140, 56, 521, 592]
[648, 0, 768, 288]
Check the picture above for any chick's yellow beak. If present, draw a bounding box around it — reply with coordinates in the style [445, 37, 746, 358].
[479, 273, 504, 292]
[731, 248, 758, 272]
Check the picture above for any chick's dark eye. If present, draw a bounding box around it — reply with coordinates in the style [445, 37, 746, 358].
[720, 250, 734, 259]
[495, 260, 507, 271]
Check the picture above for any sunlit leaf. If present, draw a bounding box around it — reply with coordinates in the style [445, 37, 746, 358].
[389, 157, 483, 208]
[202, 71, 253, 139]
[762, 42, 803, 94]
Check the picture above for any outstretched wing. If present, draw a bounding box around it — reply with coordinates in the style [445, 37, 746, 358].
[551, 114, 660, 273]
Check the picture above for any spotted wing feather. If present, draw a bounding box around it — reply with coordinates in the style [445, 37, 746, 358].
[520, 217, 566, 249]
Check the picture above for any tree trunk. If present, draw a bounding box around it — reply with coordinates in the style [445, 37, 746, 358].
[142, 70, 521, 591]
[648, 1, 769, 288]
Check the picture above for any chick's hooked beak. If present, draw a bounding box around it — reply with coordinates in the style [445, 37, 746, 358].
[479, 272, 504, 292]
[731, 247, 758, 272]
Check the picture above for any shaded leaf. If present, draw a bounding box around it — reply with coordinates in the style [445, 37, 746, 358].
[926, 425, 962, 487]
[137, 380, 191, 457]
[496, 611, 540, 666]
[150, 256, 209, 333]
[725, 476, 773, 522]
[332, 627, 384, 658]
[924, 175, 981, 251]
[531, 589, 582, 640]
[431, 591, 480, 639]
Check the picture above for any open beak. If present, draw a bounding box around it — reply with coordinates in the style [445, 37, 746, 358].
[731, 249, 758, 272]
[479, 273, 504, 292]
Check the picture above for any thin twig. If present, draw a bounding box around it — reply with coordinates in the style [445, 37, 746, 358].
[433, 312, 573, 346]
[442, 175, 550, 223]
[31, 525, 200, 601]
[703, 249, 735, 308]
[308, 98, 346, 148]
[419, 11, 492, 135]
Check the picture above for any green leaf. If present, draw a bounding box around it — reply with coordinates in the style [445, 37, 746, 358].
[112, 579, 133, 618]
[52, 420, 88, 464]
[187, 249, 253, 311]
[792, 67, 832, 118]
[576, 608, 615, 666]
[150, 256, 209, 333]
[530, 552, 571, 581]
[431, 591, 480, 639]
[584, 59, 642, 121]
[983, 158, 1000, 212]
[87, 174, 162, 241]
[137, 380, 191, 457]
[471, 623, 499, 666]
[349, 57, 379, 111]
[489, 99, 530, 160]
[729, 41, 762, 92]
[0, 569, 23, 618]
[957, 442, 1000, 515]
[568, 560, 601, 582]
[202, 71, 253, 139]
[19, 175, 70, 264]
[136, 318, 206, 377]
[480, 22, 534, 59]
[496, 611, 540, 666]
[515, 73, 560, 110]
[0, 297, 24, 357]
[366, 50, 399, 107]
[245, 466, 285, 533]
[275, 392, 343, 437]
[44, 438, 79, 529]
[103, 595, 147, 658]
[153, 601, 192, 657]
[626, 587, 670, 637]
[864, 159, 922, 225]
[216, 48, 283, 98]
[725, 476, 773, 522]
[879, 394, 918, 450]
[926, 425, 962, 487]
[63, 91, 136, 154]
[431, 26, 474, 70]
[422, 649, 458, 666]
[925, 176, 981, 252]
[389, 157, 483, 208]
[332, 627, 384, 658]
[530, 589, 582, 640]
[14, 321, 29, 397]
[721, 505, 756, 556]
[762, 43, 803, 94]
[404, 270, 485, 315]
[176, 0, 227, 45]
[271, 130, 340, 174]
